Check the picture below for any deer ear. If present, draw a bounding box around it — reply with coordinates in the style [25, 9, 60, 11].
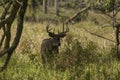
[49, 33, 55, 37]
[59, 33, 66, 38]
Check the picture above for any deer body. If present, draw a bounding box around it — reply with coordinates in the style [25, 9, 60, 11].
[41, 38, 59, 63]
[40, 23, 69, 64]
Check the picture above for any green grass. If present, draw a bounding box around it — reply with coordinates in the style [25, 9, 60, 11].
[0, 7, 120, 80]
[0, 21, 120, 80]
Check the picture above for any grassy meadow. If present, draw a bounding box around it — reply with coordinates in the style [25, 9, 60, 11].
[0, 6, 120, 80]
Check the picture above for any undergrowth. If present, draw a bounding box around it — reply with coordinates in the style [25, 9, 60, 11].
[0, 37, 120, 80]
[0, 20, 120, 80]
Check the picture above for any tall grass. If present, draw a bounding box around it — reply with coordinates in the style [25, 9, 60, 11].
[0, 20, 120, 80]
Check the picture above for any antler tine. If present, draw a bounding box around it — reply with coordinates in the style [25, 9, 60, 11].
[46, 23, 50, 33]
[58, 22, 69, 35]
[46, 23, 54, 34]
[59, 22, 69, 34]
[53, 27, 55, 33]
[46, 23, 56, 37]
[66, 23, 69, 32]
[63, 22, 64, 32]
[64, 23, 69, 33]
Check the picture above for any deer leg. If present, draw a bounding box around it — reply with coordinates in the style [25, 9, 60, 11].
[41, 53, 47, 64]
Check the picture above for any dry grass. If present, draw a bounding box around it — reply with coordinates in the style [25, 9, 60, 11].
[14, 20, 116, 55]
[0, 10, 120, 80]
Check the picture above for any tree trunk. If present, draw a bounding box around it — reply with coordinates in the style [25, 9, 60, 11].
[48, 0, 51, 7]
[43, 0, 48, 13]
[55, 0, 59, 16]
[0, 0, 28, 71]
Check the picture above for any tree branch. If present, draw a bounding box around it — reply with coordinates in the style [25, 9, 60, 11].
[0, 26, 6, 48]
[65, 6, 90, 24]
[0, 0, 28, 72]
[0, 1, 20, 29]
[0, 1, 12, 20]
[0, 0, 10, 6]
[82, 27, 116, 43]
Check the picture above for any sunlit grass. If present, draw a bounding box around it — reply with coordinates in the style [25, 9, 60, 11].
[0, 13, 120, 80]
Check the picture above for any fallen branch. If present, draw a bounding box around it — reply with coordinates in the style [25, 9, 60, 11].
[82, 27, 116, 43]
[65, 6, 90, 24]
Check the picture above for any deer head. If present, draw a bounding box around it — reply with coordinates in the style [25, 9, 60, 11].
[46, 23, 69, 47]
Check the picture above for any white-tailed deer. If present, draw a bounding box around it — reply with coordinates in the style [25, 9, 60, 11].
[40, 23, 69, 64]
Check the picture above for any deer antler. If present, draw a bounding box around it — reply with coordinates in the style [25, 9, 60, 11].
[46, 24, 56, 37]
[65, 23, 69, 33]
[58, 22, 69, 37]
[46, 23, 51, 33]
[61, 22, 69, 33]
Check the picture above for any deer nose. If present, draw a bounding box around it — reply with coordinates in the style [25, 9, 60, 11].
[58, 42, 61, 46]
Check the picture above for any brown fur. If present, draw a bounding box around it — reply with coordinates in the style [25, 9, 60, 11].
[40, 23, 69, 64]
[40, 38, 59, 64]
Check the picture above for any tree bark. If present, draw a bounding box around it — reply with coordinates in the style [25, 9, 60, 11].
[43, 0, 48, 13]
[0, 0, 28, 71]
[55, 0, 59, 16]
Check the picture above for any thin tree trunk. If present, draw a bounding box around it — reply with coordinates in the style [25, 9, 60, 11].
[55, 0, 59, 16]
[43, 0, 47, 13]
[0, 0, 28, 71]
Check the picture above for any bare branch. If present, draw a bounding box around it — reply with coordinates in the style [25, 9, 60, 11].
[0, 1, 20, 29]
[65, 6, 90, 24]
[0, 1, 13, 20]
[82, 27, 116, 43]
[13, 0, 22, 5]
[0, 49, 8, 57]
[0, 0, 28, 71]
[114, 7, 120, 16]
[0, 26, 6, 48]
[0, 1, 10, 6]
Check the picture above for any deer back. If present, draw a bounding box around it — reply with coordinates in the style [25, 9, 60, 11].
[41, 38, 59, 55]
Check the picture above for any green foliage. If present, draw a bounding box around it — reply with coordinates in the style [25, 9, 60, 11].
[60, 1, 78, 9]
[0, 38, 120, 80]
[5, 27, 120, 79]
[94, 0, 116, 12]
[0, 0, 9, 3]
[0, 1, 120, 79]
[0, 10, 120, 79]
